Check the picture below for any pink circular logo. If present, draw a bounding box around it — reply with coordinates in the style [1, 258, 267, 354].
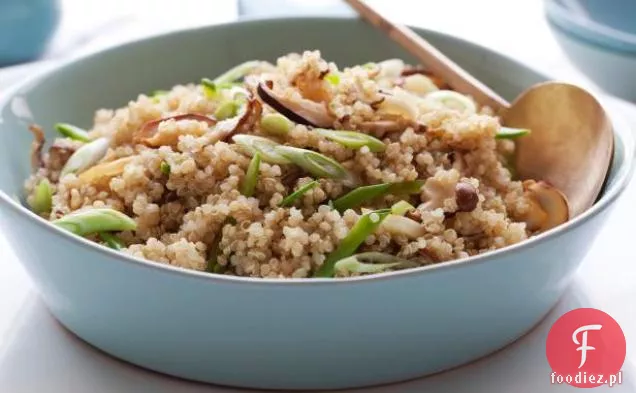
[546, 308, 626, 388]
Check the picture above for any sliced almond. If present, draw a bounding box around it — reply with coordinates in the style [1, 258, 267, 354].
[380, 214, 427, 239]
[78, 156, 135, 185]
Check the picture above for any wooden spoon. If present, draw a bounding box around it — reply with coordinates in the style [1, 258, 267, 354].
[345, 0, 614, 219]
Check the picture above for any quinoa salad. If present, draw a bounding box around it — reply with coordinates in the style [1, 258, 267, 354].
[24, 51, 569, 278]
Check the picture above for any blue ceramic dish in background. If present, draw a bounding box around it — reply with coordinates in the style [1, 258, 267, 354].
[545, 0, 636, 101]
[0, 0, 60, 66]
[0, 18, 633, 391]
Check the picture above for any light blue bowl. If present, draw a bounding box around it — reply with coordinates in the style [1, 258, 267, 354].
[0, 17, 633, 391]
[0, 0, 60, 66]
[545, 0, 636, 101]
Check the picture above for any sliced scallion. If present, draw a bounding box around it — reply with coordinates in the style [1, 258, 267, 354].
[241, 152, 261, 197]
[315, 128, 386, 152]
[214, 100, 240, 120]
[160, 161, 171, 175]
[276, 146, 351, 180]
[334, 252, 412, 275]
[232, 134, 291, 165]
[60, 137, 110, 177]
[99, 232, 125, 250]
[313, 208, 391, 277]
[201, 79, 238, 99]
[213, 60, 261, 85]
[201, 78, 218, 98]
[496, 127, 531, 139]
[30, 178, 52, 214]
[150, 90, 169, 103]
[53, 208, 137, 236]
[391, 200, 415, 216]
[332, 180, 424, 212]
[324, 73, 340, 85]
[260, 113, 293, 136]
[55, 123, 91, 142]
[279, 180, 319, 207]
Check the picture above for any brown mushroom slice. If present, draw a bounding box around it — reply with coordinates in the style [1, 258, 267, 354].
[357, 120, 409, 136]
[47, 139, 79, 173]
[257, 80, 333, 128]
[134, 114, 217, 147]
[209, 98, 262, 143]
[29, 124, 46, 171]
[521, 180, 569, 232]
[78, 156, 135, 185]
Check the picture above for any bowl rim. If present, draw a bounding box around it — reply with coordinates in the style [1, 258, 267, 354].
[544, 0, 636, 53]
[0, 16, 634, 286]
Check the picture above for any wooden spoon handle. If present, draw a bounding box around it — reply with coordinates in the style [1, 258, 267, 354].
[345, 0, 510, 112]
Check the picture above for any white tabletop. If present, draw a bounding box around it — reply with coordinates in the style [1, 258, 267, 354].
[1, 1, 636, 392]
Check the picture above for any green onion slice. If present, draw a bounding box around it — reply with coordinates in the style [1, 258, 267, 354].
[324, 73, 340, 85]
[260, 113, 293, 136]
[334, 252, 414, 275]
[214, 100, 240, 120]
[60, 137, 110, 176]
[315, 128, 386, 152]
[279, 180, 319, 207]
[213, 60, 261, 85]
[30, 178, 52, 214]
[99, 232, 125, 250]
[53, 208, 136, 236]
[241, 153, 261, 197]
[496, 126, 531, 139]
[313, 208, 391, 277]
[55, 123, 91, 142]
[276, 146, 350, 180]
[332, 180, 424, 212]
[391, 200, 415, 216]
[160, 161, 171, 175]
[232, 134, 290, 165]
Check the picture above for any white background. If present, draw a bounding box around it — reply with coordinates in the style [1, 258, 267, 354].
[1, 1, 636, 392]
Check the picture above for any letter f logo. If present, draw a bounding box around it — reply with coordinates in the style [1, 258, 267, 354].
[573, 324, 603, 368]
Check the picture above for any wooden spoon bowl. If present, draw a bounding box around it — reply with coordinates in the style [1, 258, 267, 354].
[345, 0, 615, 220]
[503, 82, 614, 217]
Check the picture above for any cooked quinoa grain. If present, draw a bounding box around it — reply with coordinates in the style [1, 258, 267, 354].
[24, 51, 569, 278]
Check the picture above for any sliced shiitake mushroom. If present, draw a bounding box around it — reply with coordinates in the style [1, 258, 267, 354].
[520, 180, 569, 233]
[256, 80, 333, 128]
[357, 120, 406, 136]
[134, 114, 217, 147]
[29, 124, 46, 171]
[216, 98, 262, 142]
[47, 139, 79, 173]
